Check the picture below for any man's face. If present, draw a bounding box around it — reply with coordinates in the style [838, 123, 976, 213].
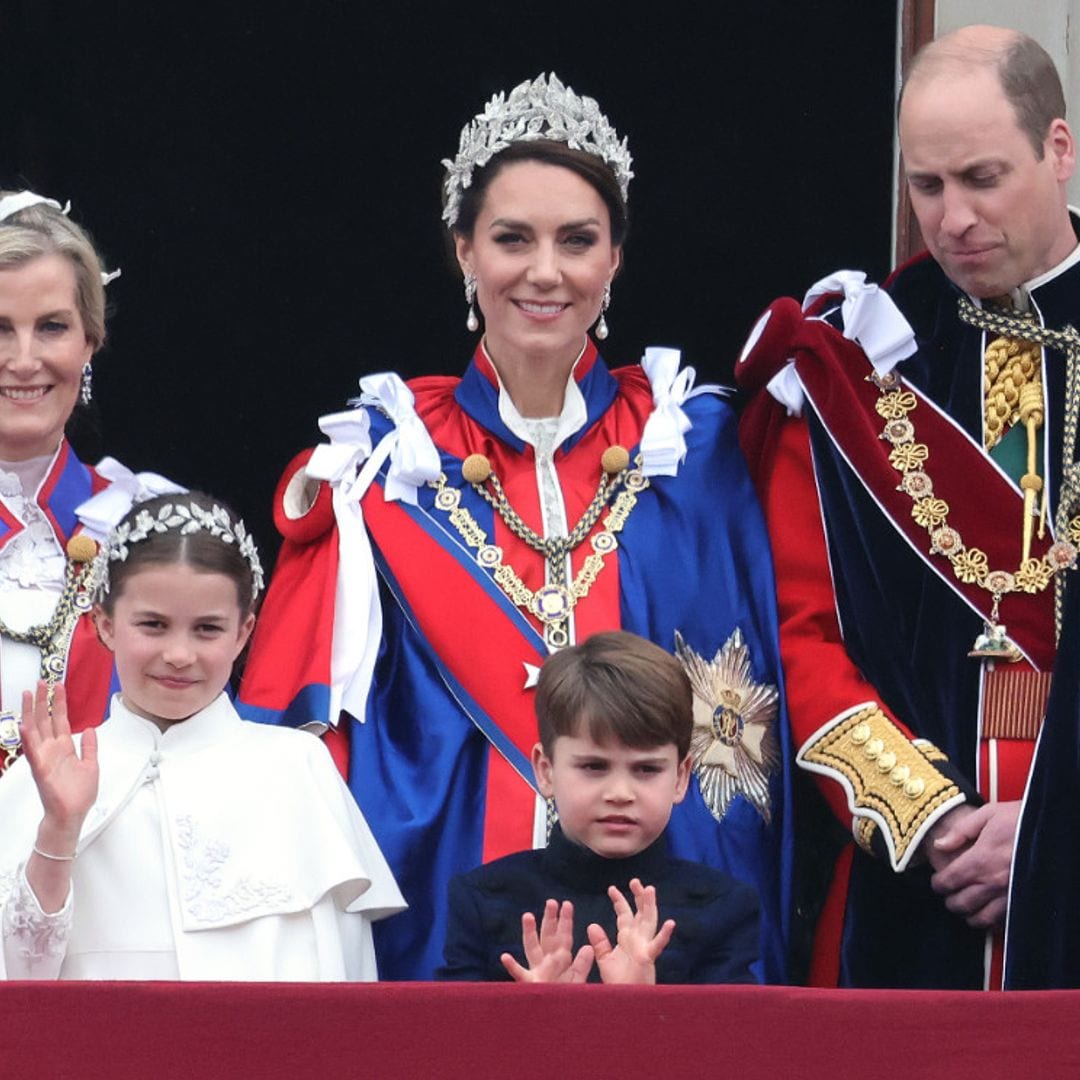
[900, 65, 1076, 297]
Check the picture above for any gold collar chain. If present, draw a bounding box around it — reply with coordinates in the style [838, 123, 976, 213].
[871, 347, 1079, 656]
[430, 448, 649, 649]
[959, 297, 1080, 639]
[0, 536, 100, 680]
[0, 536, 100, 770]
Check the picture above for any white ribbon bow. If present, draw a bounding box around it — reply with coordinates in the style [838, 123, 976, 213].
[356, 372, 441, 504]
[76, 457, 188, 541]
[308, 409, 375, 496]
[305, 373, 439, 729]
[803, 270, 917, 375]
[305, 407, 382, 728]
[758, 270, 919, 416]
[639, 346, 718, 477]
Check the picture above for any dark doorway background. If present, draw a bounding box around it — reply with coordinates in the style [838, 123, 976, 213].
[4, 1, 899, 566]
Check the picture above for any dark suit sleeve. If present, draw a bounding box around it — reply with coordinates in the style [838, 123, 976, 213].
[692, 881, 761, 985]
[434, 874, 493, 982]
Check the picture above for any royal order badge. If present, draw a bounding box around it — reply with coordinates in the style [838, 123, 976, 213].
[674, 629, 779, 824]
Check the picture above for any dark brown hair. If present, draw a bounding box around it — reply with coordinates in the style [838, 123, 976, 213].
[99, 492, 259, 616]
[449, 141, 629, 246]
[535, 631, 692, 759]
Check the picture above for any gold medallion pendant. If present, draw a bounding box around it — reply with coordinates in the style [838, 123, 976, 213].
[0, 713, 20, 770]
[432, 447, 647, 650]
[674, 629, 779, 824]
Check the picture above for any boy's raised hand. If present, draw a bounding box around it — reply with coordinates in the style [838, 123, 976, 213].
[587, 878, 675, 985]
[501, 898, 595, 983]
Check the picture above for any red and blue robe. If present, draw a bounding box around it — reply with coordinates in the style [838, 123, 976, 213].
[240, 342, 794, 981]
[738, 249, 1080, 989]
[0, 440, 118, 731]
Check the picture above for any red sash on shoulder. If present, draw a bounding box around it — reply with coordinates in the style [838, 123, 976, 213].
[740, 298, 1055, 670]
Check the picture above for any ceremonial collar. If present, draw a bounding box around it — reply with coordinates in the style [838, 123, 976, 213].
[455, 338, 618, 455]
[541, 821, 669, 892]
[0, 440, 97, 555]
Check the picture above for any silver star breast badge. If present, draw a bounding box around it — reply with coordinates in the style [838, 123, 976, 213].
[674, 628, 780, 824]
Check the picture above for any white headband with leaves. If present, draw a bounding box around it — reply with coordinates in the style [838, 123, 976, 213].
[95, 501, 265, 599]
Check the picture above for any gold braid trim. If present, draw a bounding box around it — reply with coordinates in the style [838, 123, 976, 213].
[853, 817, 878, 855]
[983, 334, 1041, 451]
[959, 297, 1080, 636]
[798, 705, 962, 870]
[912, 738, 948, 763]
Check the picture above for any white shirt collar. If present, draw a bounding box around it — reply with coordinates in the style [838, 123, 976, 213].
[1023, 229, 1080, 295]
[982, 210, 1080, 310]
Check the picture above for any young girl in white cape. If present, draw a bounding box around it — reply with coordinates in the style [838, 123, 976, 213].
[0, 492, 404, 980]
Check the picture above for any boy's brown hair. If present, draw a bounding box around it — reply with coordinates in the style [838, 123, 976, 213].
[535, 631, 693, 759]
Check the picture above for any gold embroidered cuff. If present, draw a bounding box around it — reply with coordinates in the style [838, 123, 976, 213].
[798, 704, 964, 871]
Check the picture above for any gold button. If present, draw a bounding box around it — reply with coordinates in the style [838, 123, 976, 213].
[66, 535, 99, 563]
[890, 765, 910, 786]
[904, 777, 926, 798]
[851, 722, 871, 745]
[865, 738, 884, 760]
[877, 751, 897, 773]
[601, 445, 630, 475]
[461, 454, 492, 485]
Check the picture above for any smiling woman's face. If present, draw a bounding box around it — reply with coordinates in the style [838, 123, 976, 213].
[0, 254, 92, 462]
[455, 160, 621, 377]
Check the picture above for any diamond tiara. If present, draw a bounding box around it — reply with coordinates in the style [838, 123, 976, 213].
[95, 501, 265, 599]
[441, 73, 633, 229]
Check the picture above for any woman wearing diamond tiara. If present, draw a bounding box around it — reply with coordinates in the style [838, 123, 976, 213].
[0, 492, 404, 980]
[0, 192, 181, 774]
[240, 74, 794, 982]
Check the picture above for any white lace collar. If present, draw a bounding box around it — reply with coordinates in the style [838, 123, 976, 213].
[0, 451, 57, 510]
[486, 342, 589, 452]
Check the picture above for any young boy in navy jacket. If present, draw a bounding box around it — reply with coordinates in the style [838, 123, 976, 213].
[438, 631, 759, 983]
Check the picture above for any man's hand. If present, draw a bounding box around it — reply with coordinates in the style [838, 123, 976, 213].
[500, 899, 595, 983]
[926, 801, 1021, 930]
[587, 879, 676, 985]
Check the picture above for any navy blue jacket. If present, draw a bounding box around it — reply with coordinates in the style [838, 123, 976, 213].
[437, 825, 760, 984]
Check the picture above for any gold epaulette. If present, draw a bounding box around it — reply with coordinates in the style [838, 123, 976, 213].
[797, 704, 964, 871]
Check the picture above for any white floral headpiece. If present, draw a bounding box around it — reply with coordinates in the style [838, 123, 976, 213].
[0, 190, 121, 286]
[95, 501, 265, 599]
[441, 73, 633, 229]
